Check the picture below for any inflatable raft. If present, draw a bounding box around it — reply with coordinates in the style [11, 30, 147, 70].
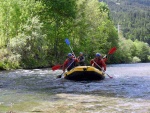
[64, 66, 105, 81]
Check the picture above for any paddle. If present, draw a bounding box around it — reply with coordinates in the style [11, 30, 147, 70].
[108, 47, 117, 55]
[92, 60, 113, 78]
[57, 38, 76, 78]
[103, 47, 117, 58]
[65, 38, 76, 58]
[53, 39, 76, 71]
[52, 64, 62, 71]
[57, 59, 75, 78]
[92, 47, 117, 78]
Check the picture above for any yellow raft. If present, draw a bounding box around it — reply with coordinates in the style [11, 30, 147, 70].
[64, 66, 105, 81]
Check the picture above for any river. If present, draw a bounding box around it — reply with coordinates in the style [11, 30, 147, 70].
[0, 63, 150, 113]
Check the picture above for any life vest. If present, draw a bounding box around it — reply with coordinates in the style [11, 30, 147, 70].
[90, 58, 106, 71]
[66, 58, 76, 71]
[78, 56, 85, 66]
[78, 56, 85, 62]
[95, 58, 103, 67]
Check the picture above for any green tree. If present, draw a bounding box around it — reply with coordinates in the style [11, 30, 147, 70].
[72, 0, 118, 63]
[134, 40, 150, 62]
[38, 0, 77, 63]
[9, 16, 47, 68]
[0, 0, 42, 47]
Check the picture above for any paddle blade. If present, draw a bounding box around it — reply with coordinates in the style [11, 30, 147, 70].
[56, 75, 62, 78]
[52, 65, 62, 71]
[108, 47, 117, 55]
[65, 38, 70, 45]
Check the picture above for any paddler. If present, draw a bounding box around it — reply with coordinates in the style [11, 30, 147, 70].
[62, 53, 79, 72]
[90, 53, 106, 71]
[77, 52, 85, 66]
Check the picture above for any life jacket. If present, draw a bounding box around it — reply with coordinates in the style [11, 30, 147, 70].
[103, 58, 107, 62]
[66, 58, 76, 71]
[78, 56, 85, 62]
[78, 56, 85, 66]
[91, 58, 106, 71]
[95, 58, 103, 67]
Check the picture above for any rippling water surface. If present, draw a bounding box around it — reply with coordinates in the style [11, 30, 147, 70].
[0, 63, 150, 113]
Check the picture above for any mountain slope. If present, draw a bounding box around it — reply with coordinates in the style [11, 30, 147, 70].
[99, 0, 150, 45]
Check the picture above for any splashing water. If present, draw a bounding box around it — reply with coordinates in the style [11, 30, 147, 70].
[0, 63, 150, 112]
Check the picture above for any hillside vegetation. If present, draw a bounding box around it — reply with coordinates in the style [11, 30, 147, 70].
[100, 0, 150, 44]
[0, 0, 149, 70]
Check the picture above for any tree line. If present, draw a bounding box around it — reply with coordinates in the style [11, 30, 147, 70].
[0, 0, 149, 70]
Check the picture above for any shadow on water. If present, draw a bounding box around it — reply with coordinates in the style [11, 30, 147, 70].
[0, 63, 150, 112]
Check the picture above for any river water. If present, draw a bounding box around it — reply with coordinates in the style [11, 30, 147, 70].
[0, 63, 150, 113]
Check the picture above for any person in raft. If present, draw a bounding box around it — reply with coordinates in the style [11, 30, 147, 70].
[63, 53, 79, 72]
[90, 53, 106, 71]
[77, 52, 85, 66]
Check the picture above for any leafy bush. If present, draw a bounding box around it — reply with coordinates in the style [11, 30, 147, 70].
[5, 54, 21, 69]
[134, 40, 150, 62]
[0, 48, 21, 70]
[132, 56, 141, 63]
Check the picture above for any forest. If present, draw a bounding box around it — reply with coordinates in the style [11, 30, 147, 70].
[0, 0, 149, 70]
[100, 0, 150, 44]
